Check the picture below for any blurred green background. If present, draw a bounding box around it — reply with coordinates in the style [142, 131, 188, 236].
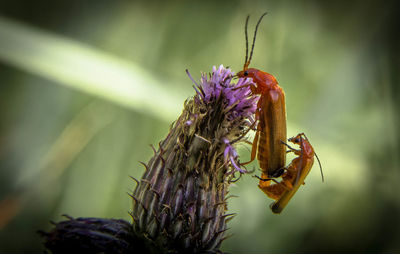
[0, 0, 399, 253]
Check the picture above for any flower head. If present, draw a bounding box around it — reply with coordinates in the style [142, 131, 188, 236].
[190, 65, 257, 120]
[39, 65, 259, 254]
[188, 65, 258, 173]
[130, 65, 258, 253]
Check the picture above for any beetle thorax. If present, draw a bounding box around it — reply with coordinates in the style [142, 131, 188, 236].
[237, 68, 278, 94]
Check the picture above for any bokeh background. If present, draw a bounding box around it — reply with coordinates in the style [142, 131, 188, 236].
[0, 0, 399, 253]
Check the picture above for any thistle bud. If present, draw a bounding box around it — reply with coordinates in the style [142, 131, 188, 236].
[40, 65, 257, 254]
[130, 65, 257, 253]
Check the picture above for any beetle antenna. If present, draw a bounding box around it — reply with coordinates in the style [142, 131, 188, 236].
[300, 133, 324, 182]
[314, 152, 324, 182]
[248, 12, 268, 68]
[244, 15, 250, 69]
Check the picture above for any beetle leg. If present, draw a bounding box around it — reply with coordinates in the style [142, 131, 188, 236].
[231, 120, 257, 144]
[254, 174, 279, 184]
[280, 140, 297, 152]
[240, 130, 259, 165]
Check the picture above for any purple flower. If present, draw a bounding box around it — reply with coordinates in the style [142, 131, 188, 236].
[188, 65, 258, 120]
[223, 138, 246, 174]
[187, 65, 258, 173]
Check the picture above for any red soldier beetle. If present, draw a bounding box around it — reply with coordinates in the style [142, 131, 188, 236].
[237, 13, 287, 179]
[258, 133, 324, 214]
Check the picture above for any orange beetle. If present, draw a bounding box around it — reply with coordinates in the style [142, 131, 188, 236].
[258, 133, 323, 213]
[237, 13, 287, 178]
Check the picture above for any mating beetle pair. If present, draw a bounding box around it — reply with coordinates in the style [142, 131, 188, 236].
[237, 13, 323, 214]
